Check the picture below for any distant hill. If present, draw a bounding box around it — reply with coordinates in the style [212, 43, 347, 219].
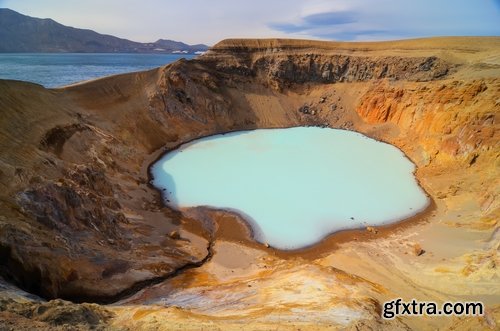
[0, 8, 208, 54]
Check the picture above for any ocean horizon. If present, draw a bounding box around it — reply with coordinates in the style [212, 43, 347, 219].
[0, 53, 196, 88]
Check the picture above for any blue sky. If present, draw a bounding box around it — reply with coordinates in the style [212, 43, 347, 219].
[1, 0, 499, 44]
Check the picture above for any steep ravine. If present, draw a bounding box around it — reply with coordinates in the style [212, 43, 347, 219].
[0, 37, 498, 330]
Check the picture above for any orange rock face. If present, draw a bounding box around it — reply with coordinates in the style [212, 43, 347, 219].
[356, 79, 498, 161]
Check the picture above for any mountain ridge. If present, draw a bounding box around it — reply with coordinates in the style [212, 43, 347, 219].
[0, 8, 208, 53]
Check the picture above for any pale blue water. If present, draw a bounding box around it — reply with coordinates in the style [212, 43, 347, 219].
[151, 127, 430, 250]
[0, 53, 196, 88]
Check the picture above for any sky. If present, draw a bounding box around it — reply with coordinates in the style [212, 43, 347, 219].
[1, 0, 499, 45]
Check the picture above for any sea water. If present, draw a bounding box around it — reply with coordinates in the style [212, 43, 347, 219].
[0, 53, 196, 87]
[151, 127, 429, 250]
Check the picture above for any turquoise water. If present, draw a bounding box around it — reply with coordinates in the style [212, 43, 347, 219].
[0, 53, 195, 87]
[151, 127, 429, 250]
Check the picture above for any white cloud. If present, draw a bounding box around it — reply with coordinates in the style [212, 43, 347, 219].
[2, 0, 499, 44]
